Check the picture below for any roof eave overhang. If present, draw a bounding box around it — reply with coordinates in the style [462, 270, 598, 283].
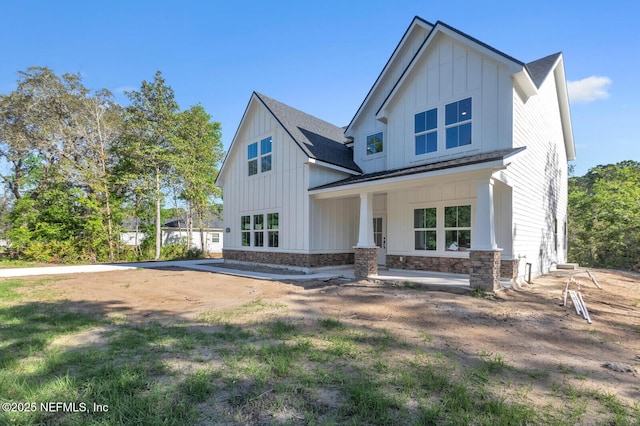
[216, 92, 262, 187]
[306, 158, 362, 176]
[375, 23, 525, 122]
[309, 157, 513, 199]
[553, 56, 576, 161]
[513, 69, 538, 100]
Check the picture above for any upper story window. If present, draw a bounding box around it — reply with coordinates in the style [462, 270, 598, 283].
[366, 132, 383, 155]
[415, 108, 437, 155]
[248, 136, 273, 176]
[445, 98, 472, 149]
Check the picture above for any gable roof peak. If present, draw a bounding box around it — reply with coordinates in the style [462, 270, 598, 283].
[526, 52, 562, 88]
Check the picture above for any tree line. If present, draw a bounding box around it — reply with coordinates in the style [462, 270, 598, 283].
[568, 160, 640, 271]
[0, 67, 223, 262]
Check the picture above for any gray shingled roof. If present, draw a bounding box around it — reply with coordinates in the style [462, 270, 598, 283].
[255, 92, 362, 173]
[526, 52, 561, 88]
[310, 147, 525, 191]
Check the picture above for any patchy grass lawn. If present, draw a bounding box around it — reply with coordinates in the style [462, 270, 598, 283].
[1, 274, 638, 425]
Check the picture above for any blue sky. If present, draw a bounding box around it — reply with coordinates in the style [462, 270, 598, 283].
[1, 0, 637, 177]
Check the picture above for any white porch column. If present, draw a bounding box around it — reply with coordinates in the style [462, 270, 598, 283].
[472, 178, 497, 250]
[356, 192, 376, 248]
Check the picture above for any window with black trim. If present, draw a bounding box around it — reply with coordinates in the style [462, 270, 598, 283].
[445, 97, 472, 149]
[366, 132, 383, 155]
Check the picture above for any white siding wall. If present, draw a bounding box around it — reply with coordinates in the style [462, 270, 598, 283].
[162, 230, 223, 253]
[310, 197, 359, 252]
[350, 26, 430, 174]
[386, 180, 477, 255]
[221, 101, 311, 252]
[384, 34, 513, 170]
[308, 165, 351, 188]
[510, 72, 568, 278]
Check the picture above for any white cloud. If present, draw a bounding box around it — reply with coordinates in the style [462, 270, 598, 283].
[567, 76, 611, 103]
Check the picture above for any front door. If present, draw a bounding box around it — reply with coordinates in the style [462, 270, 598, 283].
[373, 216, 386, 265]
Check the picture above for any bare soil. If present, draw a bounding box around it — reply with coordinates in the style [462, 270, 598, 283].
[41, 267, 640, 409]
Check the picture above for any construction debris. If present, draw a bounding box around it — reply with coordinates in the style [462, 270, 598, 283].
[586, 269, 603, 289]
[564, 277, 593, 324]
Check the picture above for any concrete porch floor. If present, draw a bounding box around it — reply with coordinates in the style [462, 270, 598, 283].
[0, 259, 511, 291]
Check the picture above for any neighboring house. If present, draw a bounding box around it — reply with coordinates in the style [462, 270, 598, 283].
[216, 17, 575, 289]
[121, 217, 224, 254]
[162, 217, 224, 254]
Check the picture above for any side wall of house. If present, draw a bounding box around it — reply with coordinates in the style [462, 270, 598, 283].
[383, 33, 514, 170]
[221, 101, 311, 253]
[510, 71, 569, 279]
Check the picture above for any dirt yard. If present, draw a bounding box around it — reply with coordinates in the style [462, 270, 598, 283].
[37, 266, 640, 417]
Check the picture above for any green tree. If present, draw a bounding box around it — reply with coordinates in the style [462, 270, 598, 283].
[172, 105, 223, 251]
[0, 67, 125, 262]
[117, 71, 179, 260]
[568, 161, 640, 269]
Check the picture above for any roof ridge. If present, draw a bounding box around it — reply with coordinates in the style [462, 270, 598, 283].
[255, 91, 346, 132]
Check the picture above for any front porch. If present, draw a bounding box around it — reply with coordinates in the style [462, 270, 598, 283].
[309, 150, 523, 291]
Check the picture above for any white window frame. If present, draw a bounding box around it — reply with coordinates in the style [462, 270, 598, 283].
[444, 97, 472, 150]
[414, 108, 438, 156]
[365, 131, 384, 156]
[409, 200, 475, 256]
[247, 135, 273, 176]
[240, 211, 280, 249]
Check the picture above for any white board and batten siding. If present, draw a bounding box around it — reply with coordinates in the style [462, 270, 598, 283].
[383, 33, 514, 171]
[221, 101, 311, 252]
[348, 24, 431, 174]
[509, 71, 569, 277]
[308, 165, 360, 253]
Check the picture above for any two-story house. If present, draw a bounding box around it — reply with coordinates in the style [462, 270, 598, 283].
[215, 17, 575, 289]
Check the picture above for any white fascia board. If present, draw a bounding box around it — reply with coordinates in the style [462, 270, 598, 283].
[345, 18, 434, 137]
[553, 56, 576, 161]
[306, 158, 361, 176]
[216, 92, 260, 185]
[513, 69, 537, 100]
[309, 158, 509, 199]
[376, 24, 523, 121]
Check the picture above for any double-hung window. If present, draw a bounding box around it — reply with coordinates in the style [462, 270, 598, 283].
[445, 98, 472, 149]
[260, 137, 272, 172]
[267, 213, 279, 248]
[241, 216, 251, 246]
[366, 132, 383, 155]
[248, 143, 258, 176]
[414, 207, 437, 250]
[248, 136, 272, 176]
[445, 205, 471, 251]
[415, 108, 437, 155]
[253, 214, 264, 247]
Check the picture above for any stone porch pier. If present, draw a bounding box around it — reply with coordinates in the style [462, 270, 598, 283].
[470, 178, 501, 290]
[354, 192, 378, 278]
